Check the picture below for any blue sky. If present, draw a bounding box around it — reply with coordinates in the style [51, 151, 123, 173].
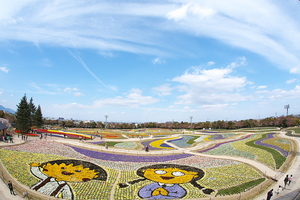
[1, 0, 300, 123]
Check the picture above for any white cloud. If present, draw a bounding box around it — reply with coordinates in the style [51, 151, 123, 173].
[172, 60, 248, 105]
[167, 3, 215, 21]
[286, 78, 297, 84]
[63, 87, 79, 92]
[91, 88, 159, 108]
[290, 66, 300, 74]
[152, 57, 165, 65]
[255, 85, 300, 101]
[152, 84, 173, 96]
[0, 66, 9, 73]
[98, 50, 114, 58]
[74, 92, 83, 96]
[257, 85, 267, 89]
[198, 104, 229, 110]
[62, 88, 83, 96]
[207, 61, 215, 66]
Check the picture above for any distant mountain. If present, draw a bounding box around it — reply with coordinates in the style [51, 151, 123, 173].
[0, 105, 16, 114]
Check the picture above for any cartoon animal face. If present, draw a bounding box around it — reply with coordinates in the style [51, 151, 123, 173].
[42, 163, 100, 182]
[143, 167, 198, 184]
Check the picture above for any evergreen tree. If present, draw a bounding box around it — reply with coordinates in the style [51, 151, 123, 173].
[16, 94, 31, 133]
[35, 105, 43, 128]
[28, 97, 36, 127]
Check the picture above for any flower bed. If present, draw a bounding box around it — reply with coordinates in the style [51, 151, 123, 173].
[254, 133, 289, 157]
[198, 135, 252, 153]
[36, 129, 93, 139]
[232, 135, 276, 169]
[247, 133, 286, 169]
[202, 143, 256, 159]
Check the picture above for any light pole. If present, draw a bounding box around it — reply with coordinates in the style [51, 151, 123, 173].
[104, 115, 108, 129]
[284, 104, 290, 116]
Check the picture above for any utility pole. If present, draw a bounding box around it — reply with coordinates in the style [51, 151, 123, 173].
[190, 116, 193, 129]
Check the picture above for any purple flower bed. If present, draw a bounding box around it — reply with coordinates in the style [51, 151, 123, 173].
[198, 135, 252, 153]
[254, 133, 289, 157]
[68, 145, 193, 162]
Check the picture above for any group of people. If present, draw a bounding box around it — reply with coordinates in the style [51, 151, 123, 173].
[266, 174, 293, 200]
[0, 134, 13, 143]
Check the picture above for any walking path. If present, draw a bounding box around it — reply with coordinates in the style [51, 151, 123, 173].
[0, 131, 299, 200]
[254, 131, 300, 200]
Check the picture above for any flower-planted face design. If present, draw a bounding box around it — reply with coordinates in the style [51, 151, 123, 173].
[42, 163, 100, 182]
[143, 167, 198, 184]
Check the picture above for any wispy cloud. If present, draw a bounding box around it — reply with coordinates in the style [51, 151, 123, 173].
[0, 66, 9, 73]
[1, 1, 299, 72]
[63, 87, 83, 96]
[152, 57, 166, 65]
[70, 51, 115, 94]
[166, 0, 300, 72]
[286, 78, 297, 84]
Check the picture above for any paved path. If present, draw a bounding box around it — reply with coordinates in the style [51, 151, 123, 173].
[0, 131, 299, 200]
[254, 131, 300, 200]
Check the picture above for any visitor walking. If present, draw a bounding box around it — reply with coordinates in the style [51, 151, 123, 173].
[288, 175, 293, 185]
[276, 185, 282, 195]
[145, 145, 149, 152]
[284, 175, 289, 189]
[7, 181, 15, 195]
[266, 189, 273, 200]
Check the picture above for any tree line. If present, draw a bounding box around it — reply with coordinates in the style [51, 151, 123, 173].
[43, 115, 300, 130]
[1, 94, 300, 132]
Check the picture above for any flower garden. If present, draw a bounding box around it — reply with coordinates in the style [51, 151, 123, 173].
[0, 128, 295, 200]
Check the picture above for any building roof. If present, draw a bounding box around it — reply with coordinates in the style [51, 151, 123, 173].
[0, 122, 8, 130]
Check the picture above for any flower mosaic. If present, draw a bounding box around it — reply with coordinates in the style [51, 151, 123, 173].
[0, 138, 267, 200]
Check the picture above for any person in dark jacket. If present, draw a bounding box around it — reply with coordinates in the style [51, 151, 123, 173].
[8, 181, 16, 195]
